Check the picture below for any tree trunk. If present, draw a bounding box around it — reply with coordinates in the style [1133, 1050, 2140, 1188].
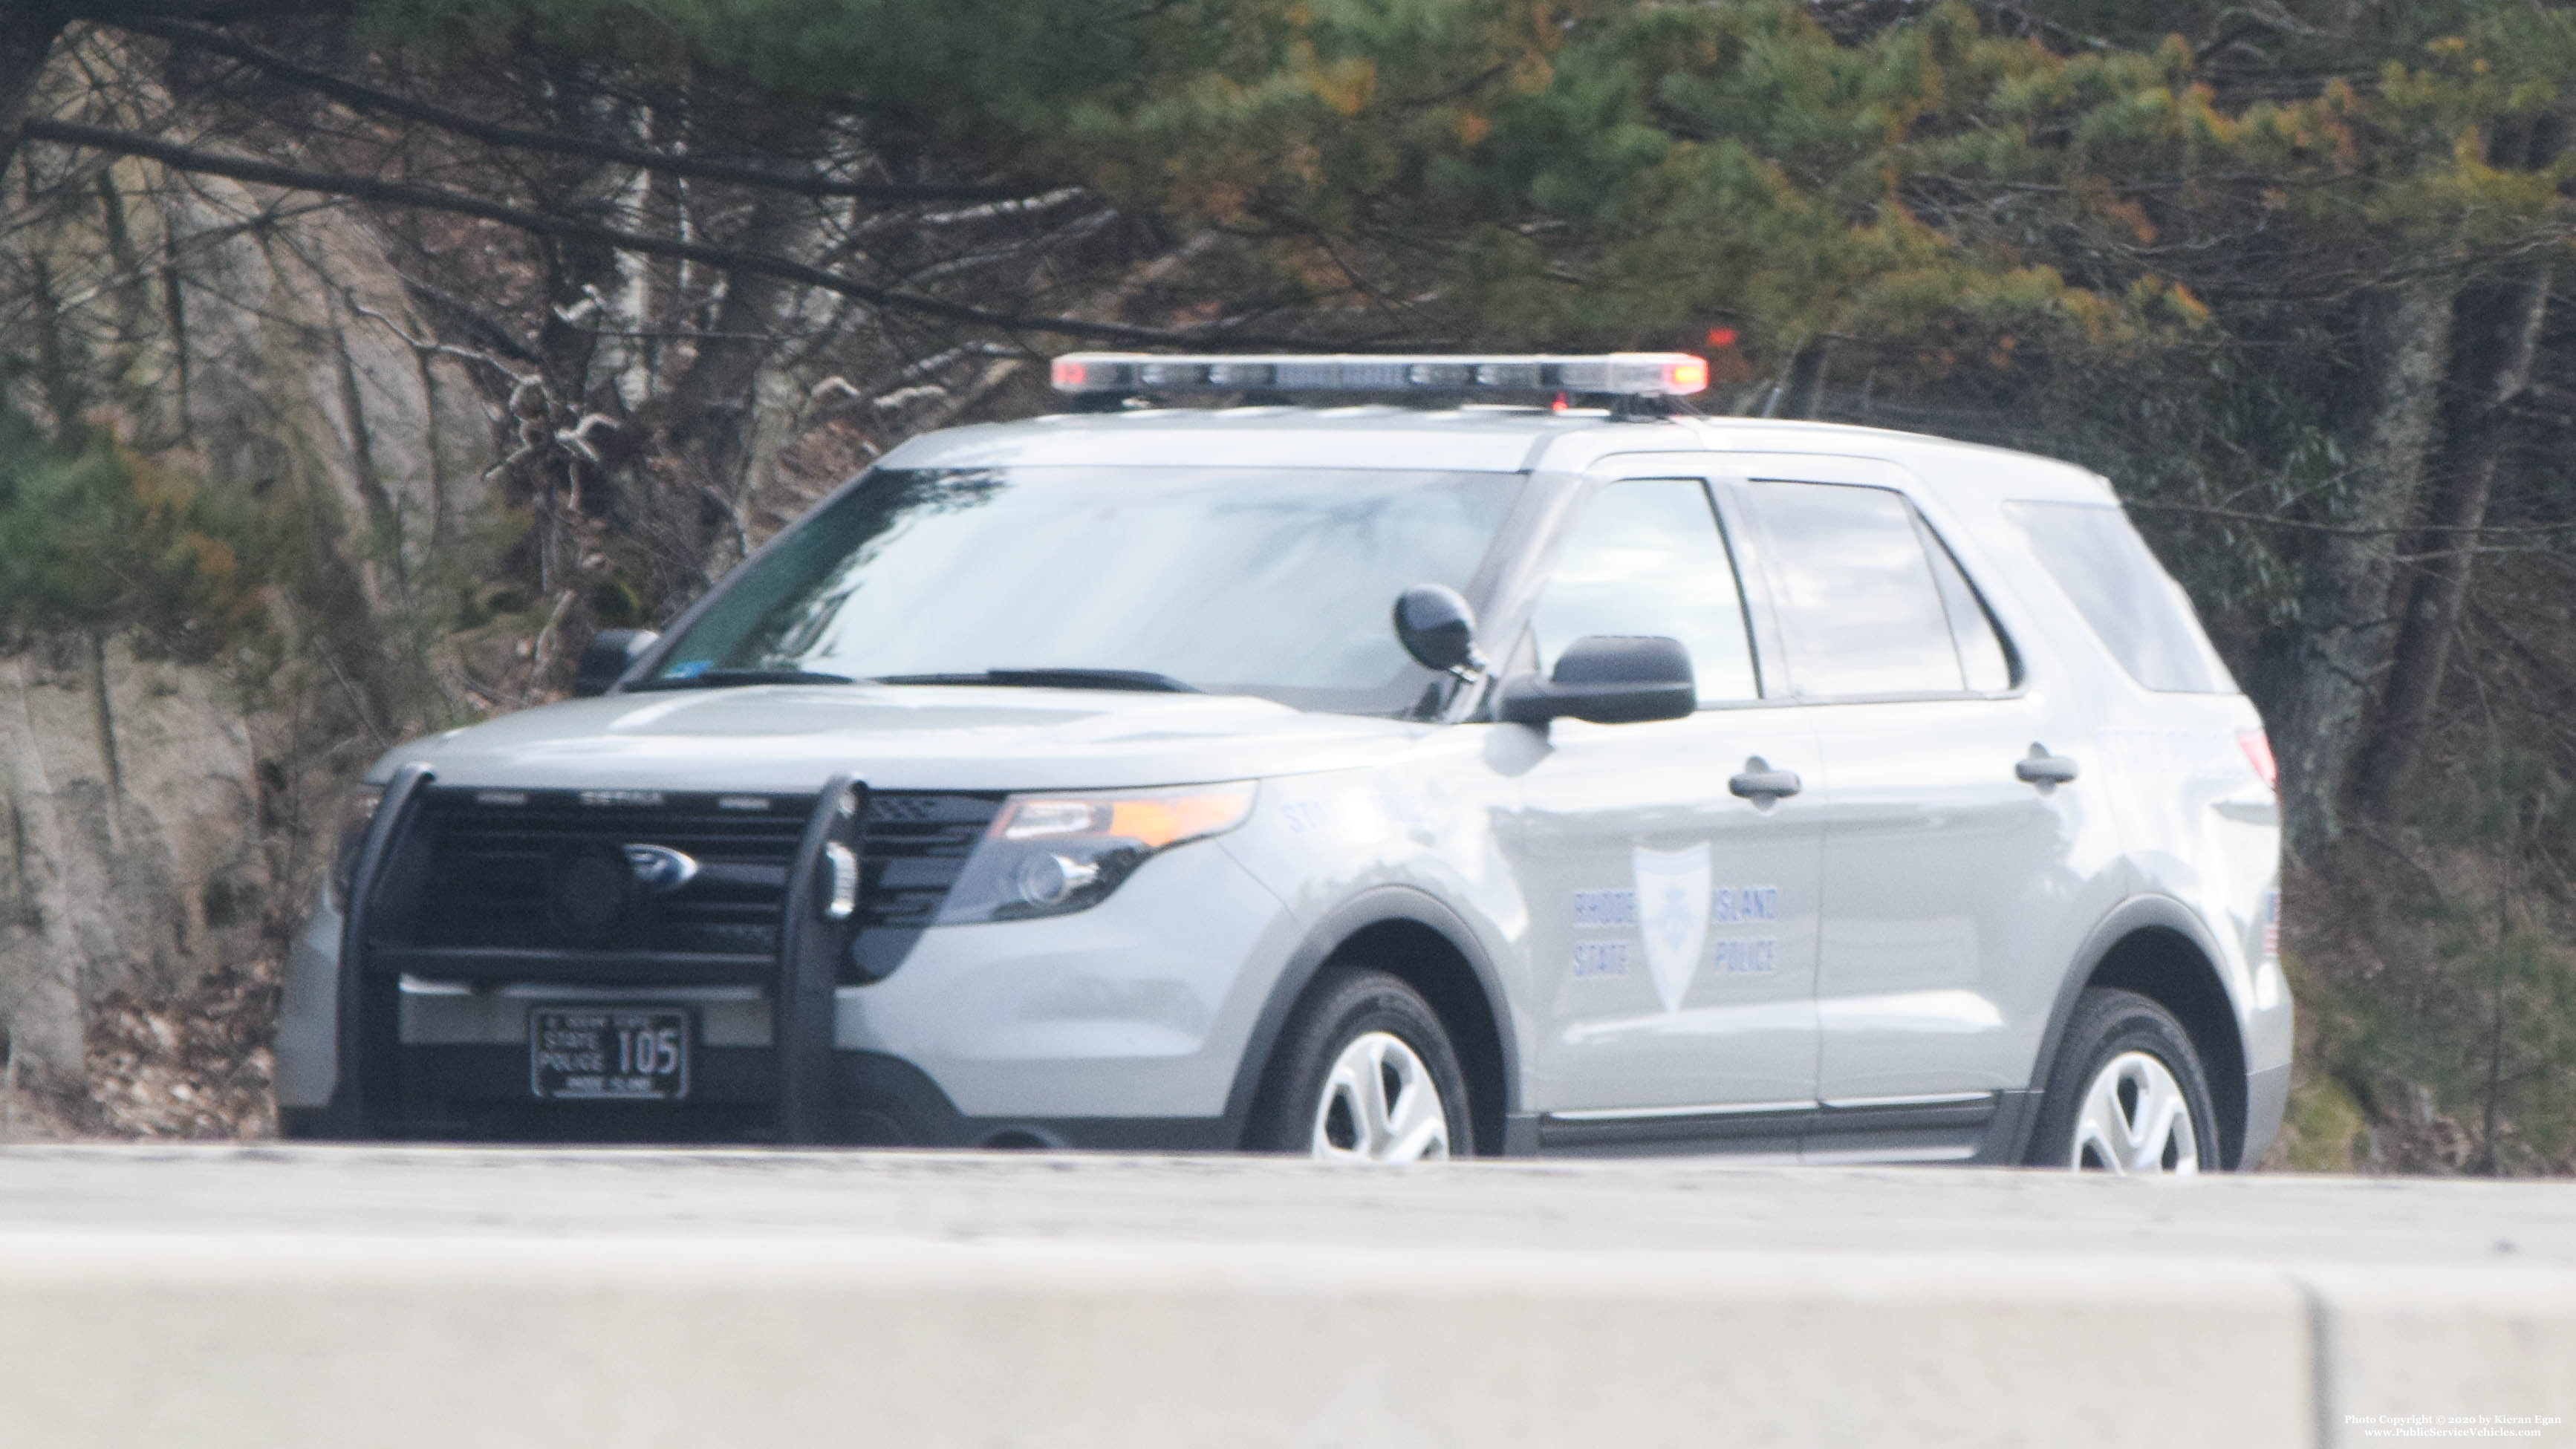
[2271, 273, 2456, 862]
[2355, 256, 2553, 820]
[653, 182, 810, 588]
[0, 12, 62, 178]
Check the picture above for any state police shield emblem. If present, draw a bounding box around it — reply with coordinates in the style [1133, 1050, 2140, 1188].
[1633, 842, 1711, 1013]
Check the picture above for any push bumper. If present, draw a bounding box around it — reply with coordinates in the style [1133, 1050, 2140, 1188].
[276, 768, 1299, 1149]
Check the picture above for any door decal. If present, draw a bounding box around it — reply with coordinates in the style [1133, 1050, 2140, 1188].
[1633, 843, 1712, 1013]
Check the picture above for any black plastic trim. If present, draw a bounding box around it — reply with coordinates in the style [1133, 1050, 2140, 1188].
[833, 1052, 1234, 1150]
[368, 948, 773, 986]
[1811, 1098, 1997, 1135]
[775, 775, 860, 1143]
[1540, 1107, 1811, 1150]
[2021, 894, 2247, 1168]
[1969, 1089, 2044, 1165]
[330, 763, 432, 1134]
[1537, 1094, 2001, 1155]
[1220, 885, 1521, 1153]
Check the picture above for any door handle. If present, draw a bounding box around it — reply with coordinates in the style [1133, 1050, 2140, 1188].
[1729, 758, 1803, 801]
[2015, 744, 2079, 786]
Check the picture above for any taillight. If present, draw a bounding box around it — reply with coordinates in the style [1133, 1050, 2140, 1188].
[2237, 731, 2277, 792]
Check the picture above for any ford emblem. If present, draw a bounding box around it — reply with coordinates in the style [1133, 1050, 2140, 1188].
[621, 844, 700, 894]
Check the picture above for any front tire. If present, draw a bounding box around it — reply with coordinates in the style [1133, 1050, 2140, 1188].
[2026, 988, 2219, 1173]
[1248, 967, 1473, 1162]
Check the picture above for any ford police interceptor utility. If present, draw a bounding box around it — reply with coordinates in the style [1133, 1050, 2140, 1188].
[276, 352, 2289, 1172]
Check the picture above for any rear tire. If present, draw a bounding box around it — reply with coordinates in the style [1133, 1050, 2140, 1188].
[1247, 966, 1474, 1161]
[2027, 987, 2219, 1173]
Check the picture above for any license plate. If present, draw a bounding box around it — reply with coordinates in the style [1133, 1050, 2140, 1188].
[530, 1008, 691, 1101]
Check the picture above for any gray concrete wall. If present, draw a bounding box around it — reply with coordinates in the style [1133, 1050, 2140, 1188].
[0, 1148, 2569, 1447]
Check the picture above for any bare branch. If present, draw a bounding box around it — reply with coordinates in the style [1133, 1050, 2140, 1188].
[21, 117, 1320, 346]
[345, 298, 528, 386]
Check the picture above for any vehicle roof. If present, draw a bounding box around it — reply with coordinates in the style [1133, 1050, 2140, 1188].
[876, 406, 2116, 504]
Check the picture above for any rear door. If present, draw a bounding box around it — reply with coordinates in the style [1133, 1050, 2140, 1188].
[1727, 458, 2115, 1108]
[1500, 462, 1823, 1122]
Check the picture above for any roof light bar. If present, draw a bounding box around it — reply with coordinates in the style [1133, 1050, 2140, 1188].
[1050, 352, 1710, 399]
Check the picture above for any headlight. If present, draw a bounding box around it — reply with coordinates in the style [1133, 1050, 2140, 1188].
[937, 781, 1257, 924]
[327, 783, 386, 905]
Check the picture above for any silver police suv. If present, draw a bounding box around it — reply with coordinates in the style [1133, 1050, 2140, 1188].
[278, 352, 2289, 1172]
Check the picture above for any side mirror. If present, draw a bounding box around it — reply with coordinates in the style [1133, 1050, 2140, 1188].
[1500, 636, 1695, 726]
[573, 628, 660, 697]
[1393, 584, 1486, 677]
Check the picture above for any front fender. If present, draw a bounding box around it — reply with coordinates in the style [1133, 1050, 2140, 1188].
[1217, 884, 1523, 1148]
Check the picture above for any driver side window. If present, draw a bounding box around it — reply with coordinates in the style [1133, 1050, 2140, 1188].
[1528, 478, 1760, 706]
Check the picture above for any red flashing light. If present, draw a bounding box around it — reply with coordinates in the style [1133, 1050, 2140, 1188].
[1705, 328, 1737, 349]
[1665, 356, 1709, 394]
[1051, 358, 1088, 388]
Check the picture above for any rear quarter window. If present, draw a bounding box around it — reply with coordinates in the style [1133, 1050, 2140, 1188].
[2005, 501, 2235, 694]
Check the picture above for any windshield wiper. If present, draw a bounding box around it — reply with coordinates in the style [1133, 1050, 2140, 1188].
[631, 668, 856, 691]
[870, 668, 1202, 694]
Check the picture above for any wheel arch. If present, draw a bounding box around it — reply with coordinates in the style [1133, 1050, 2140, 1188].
[2025, 896, 2251, 1168]
[1224, 887, 1518, 1156]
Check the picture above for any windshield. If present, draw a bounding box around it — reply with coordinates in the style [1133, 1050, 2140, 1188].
[646, 465, 1523, 715]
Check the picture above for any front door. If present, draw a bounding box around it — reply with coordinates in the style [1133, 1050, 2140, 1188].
[1501, 470, 1824, 1118]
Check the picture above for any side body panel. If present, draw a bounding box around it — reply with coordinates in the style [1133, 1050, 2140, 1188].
[1473, 458, 1827, 1115]
[1938, 466, 2289, 1162]
[1801, 690, 2117, 1099]
[1714, 454, 2130, 1102]
[1502, 709, 1824, 1111]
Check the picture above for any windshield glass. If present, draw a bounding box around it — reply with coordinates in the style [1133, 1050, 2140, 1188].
[647, 465, 1523, 715]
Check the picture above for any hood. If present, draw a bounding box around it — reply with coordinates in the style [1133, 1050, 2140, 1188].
[370, 683, 1430, 794]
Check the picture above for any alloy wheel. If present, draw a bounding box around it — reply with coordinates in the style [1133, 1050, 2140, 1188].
[1310, 1030, 1451, 1162]
[2070, 1049, 2199, 1174]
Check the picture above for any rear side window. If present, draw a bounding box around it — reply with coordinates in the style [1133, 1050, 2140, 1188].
[1748, 481, 2005, 699]
[1529, 478, 1760, 705]
[2006, 501, 2234, 694]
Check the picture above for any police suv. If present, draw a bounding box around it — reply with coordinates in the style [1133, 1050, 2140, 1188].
[278, 353, 2289, 1172]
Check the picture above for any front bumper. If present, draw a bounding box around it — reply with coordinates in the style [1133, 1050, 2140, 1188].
[280, 1049, 1240, 1150]
[276, 775, 1300, 1147]
[2240, 1061, 2291, 1168]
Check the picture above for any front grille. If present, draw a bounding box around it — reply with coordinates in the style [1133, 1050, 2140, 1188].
[850, 791, 1004, 980]
[371, 785, 1001, 976]
[858, 792, 1002, 928]
[397, 788, 815, 958]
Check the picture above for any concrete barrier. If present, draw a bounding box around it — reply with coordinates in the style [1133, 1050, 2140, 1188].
[2309, 1266, 2576, 1445]
[0, 1232, 2567, 1448]
[2, 1149, 2572, 1447]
